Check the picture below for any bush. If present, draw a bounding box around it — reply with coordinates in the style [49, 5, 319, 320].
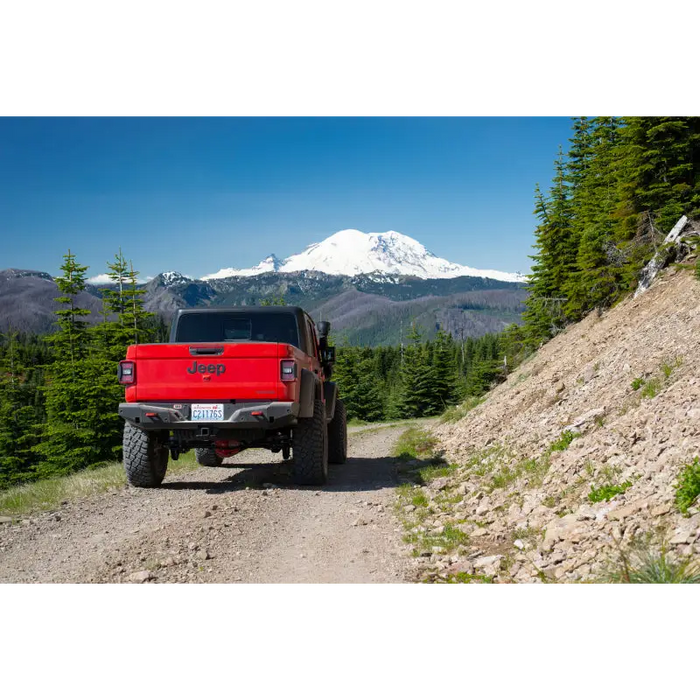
[549, 430, 579, 452]
[675, 457, 700, 515]
[588, 481, 632, 503]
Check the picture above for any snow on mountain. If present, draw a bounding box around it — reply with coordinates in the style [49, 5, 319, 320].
[201, 230, 524, 283]
[202, 254, 281, 280]
[157, 271, 193, 286]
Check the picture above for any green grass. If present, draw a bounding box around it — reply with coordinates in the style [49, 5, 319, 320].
[440, 396, 483, 424]
[661, 356, 683, 379]
[392, 427, 439, 461]
[440, 572, 493, 584]
[411, 491, 429, 508]
[488, 453, 551, 492]
[675, 457, 700, 515]
[631, 377, 645, 391]
[404, 522, 469, 556]
[640, 378, 661, 399]
[0, 452, 199, 517]
[549, 430, 580, 452]
[588, 480, 632, 503]
[604, 539, 700, 583]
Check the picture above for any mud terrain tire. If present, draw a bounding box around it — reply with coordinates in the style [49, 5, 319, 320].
[123, 422, 169, 488]
[328, 397, 347, 464]
[292, 398, 328, 485]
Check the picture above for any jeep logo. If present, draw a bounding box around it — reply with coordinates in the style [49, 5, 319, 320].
[187, 361, 226, 376]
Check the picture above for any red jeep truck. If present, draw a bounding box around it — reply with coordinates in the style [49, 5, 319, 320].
[117, 306, 347, 487]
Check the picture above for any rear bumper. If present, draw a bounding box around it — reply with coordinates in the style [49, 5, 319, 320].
[118, 401, 299, 431]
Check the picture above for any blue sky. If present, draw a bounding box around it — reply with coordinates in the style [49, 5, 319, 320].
[0, 117, 573, 280]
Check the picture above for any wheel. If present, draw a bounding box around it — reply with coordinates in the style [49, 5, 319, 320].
[328, 397, 347, 464]
[292, 398, 328, 485]
[195, 447, 223, 467]
[123, 422, 169, 487]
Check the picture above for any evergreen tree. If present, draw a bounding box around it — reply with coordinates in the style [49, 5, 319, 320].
[0, 332, 41, 487]
[431, 330, 460, 409]
[34, 251, 99, 476]
[394, 326, 440, 418]
[619, 117, 700, 233]
[333, 346, 384, 422]
[563, 117, 624, 317]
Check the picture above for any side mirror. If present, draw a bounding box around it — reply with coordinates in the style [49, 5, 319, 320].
[317, 321, 331, 338]
[322, 345, 336, 364]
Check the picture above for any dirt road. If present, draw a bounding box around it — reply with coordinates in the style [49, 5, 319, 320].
[0, 424, 417, 583]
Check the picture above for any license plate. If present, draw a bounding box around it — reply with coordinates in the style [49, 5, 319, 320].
[191, 404, 225, 421]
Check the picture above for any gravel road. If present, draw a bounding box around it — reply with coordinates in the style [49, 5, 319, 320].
[0, 424, 418, 583]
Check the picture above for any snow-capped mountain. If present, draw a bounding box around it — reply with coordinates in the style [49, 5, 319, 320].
[201, 230, 524, 283]
[159, 271, 193, 286]
[205, 254, 281, 279]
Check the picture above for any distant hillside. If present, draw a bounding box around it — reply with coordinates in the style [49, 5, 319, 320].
[145, 270, 527, 345]
[0, 268, 526, 344]
[0, 269, 104, 334]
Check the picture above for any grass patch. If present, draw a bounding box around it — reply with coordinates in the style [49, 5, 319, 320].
[631, 377, 645, 391]
[404, 523, 469, 556]
[661, 356, 683, 379]
[489, 453, 551, 491]
[588, 480, 632, 503]
[549, 430, 580, 452]
[640, 377, 661, 399]
[674, 457, 700, 515]
[411, 491, 429, 508]
[393, 427, 439, 461]
[440, 396, 483, 424]
[0, 452, 199, 517]
[441, 572, 493, 584]
[603, 537, 700, 583]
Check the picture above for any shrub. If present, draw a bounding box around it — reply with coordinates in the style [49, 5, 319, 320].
[588, 481, 632, 503]
[549, 430, 580, 452]
[675, 457, 700, 515]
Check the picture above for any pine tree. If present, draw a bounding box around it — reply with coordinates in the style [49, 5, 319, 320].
[394, 326, 440, 418]
[522, 184, 561, 343]
[619, 117, 700, 233]
[121, 260, 154, 346]
[0, 331, 41, 487]
[431, 330, 460, 409]
[333, 346, 385, 422]
[34, 251, 132, 475]
[564, 117, 624, 317]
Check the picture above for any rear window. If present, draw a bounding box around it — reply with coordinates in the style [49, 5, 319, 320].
[175, 312, 300, 346]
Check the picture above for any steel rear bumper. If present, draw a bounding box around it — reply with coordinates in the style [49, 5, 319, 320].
[118, 401, 299, 430]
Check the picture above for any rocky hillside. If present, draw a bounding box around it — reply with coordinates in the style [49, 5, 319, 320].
[401, 262, 700, 583]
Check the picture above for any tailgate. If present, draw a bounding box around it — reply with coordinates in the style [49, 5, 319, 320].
[129, 342, 284, 402]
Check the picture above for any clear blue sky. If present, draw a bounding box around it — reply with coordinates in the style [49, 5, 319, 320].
[0, 117, 573, 279]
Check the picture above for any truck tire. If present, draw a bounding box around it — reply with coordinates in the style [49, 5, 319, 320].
[292, 398, 328, 485]
[123, 422, 169, 488]
[195, 447, 223, 467]
[328, 397, 347, 464]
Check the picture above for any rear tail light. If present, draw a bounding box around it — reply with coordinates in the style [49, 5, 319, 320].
[280, 360, 297, 382]
[118, 361, 136, 385]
